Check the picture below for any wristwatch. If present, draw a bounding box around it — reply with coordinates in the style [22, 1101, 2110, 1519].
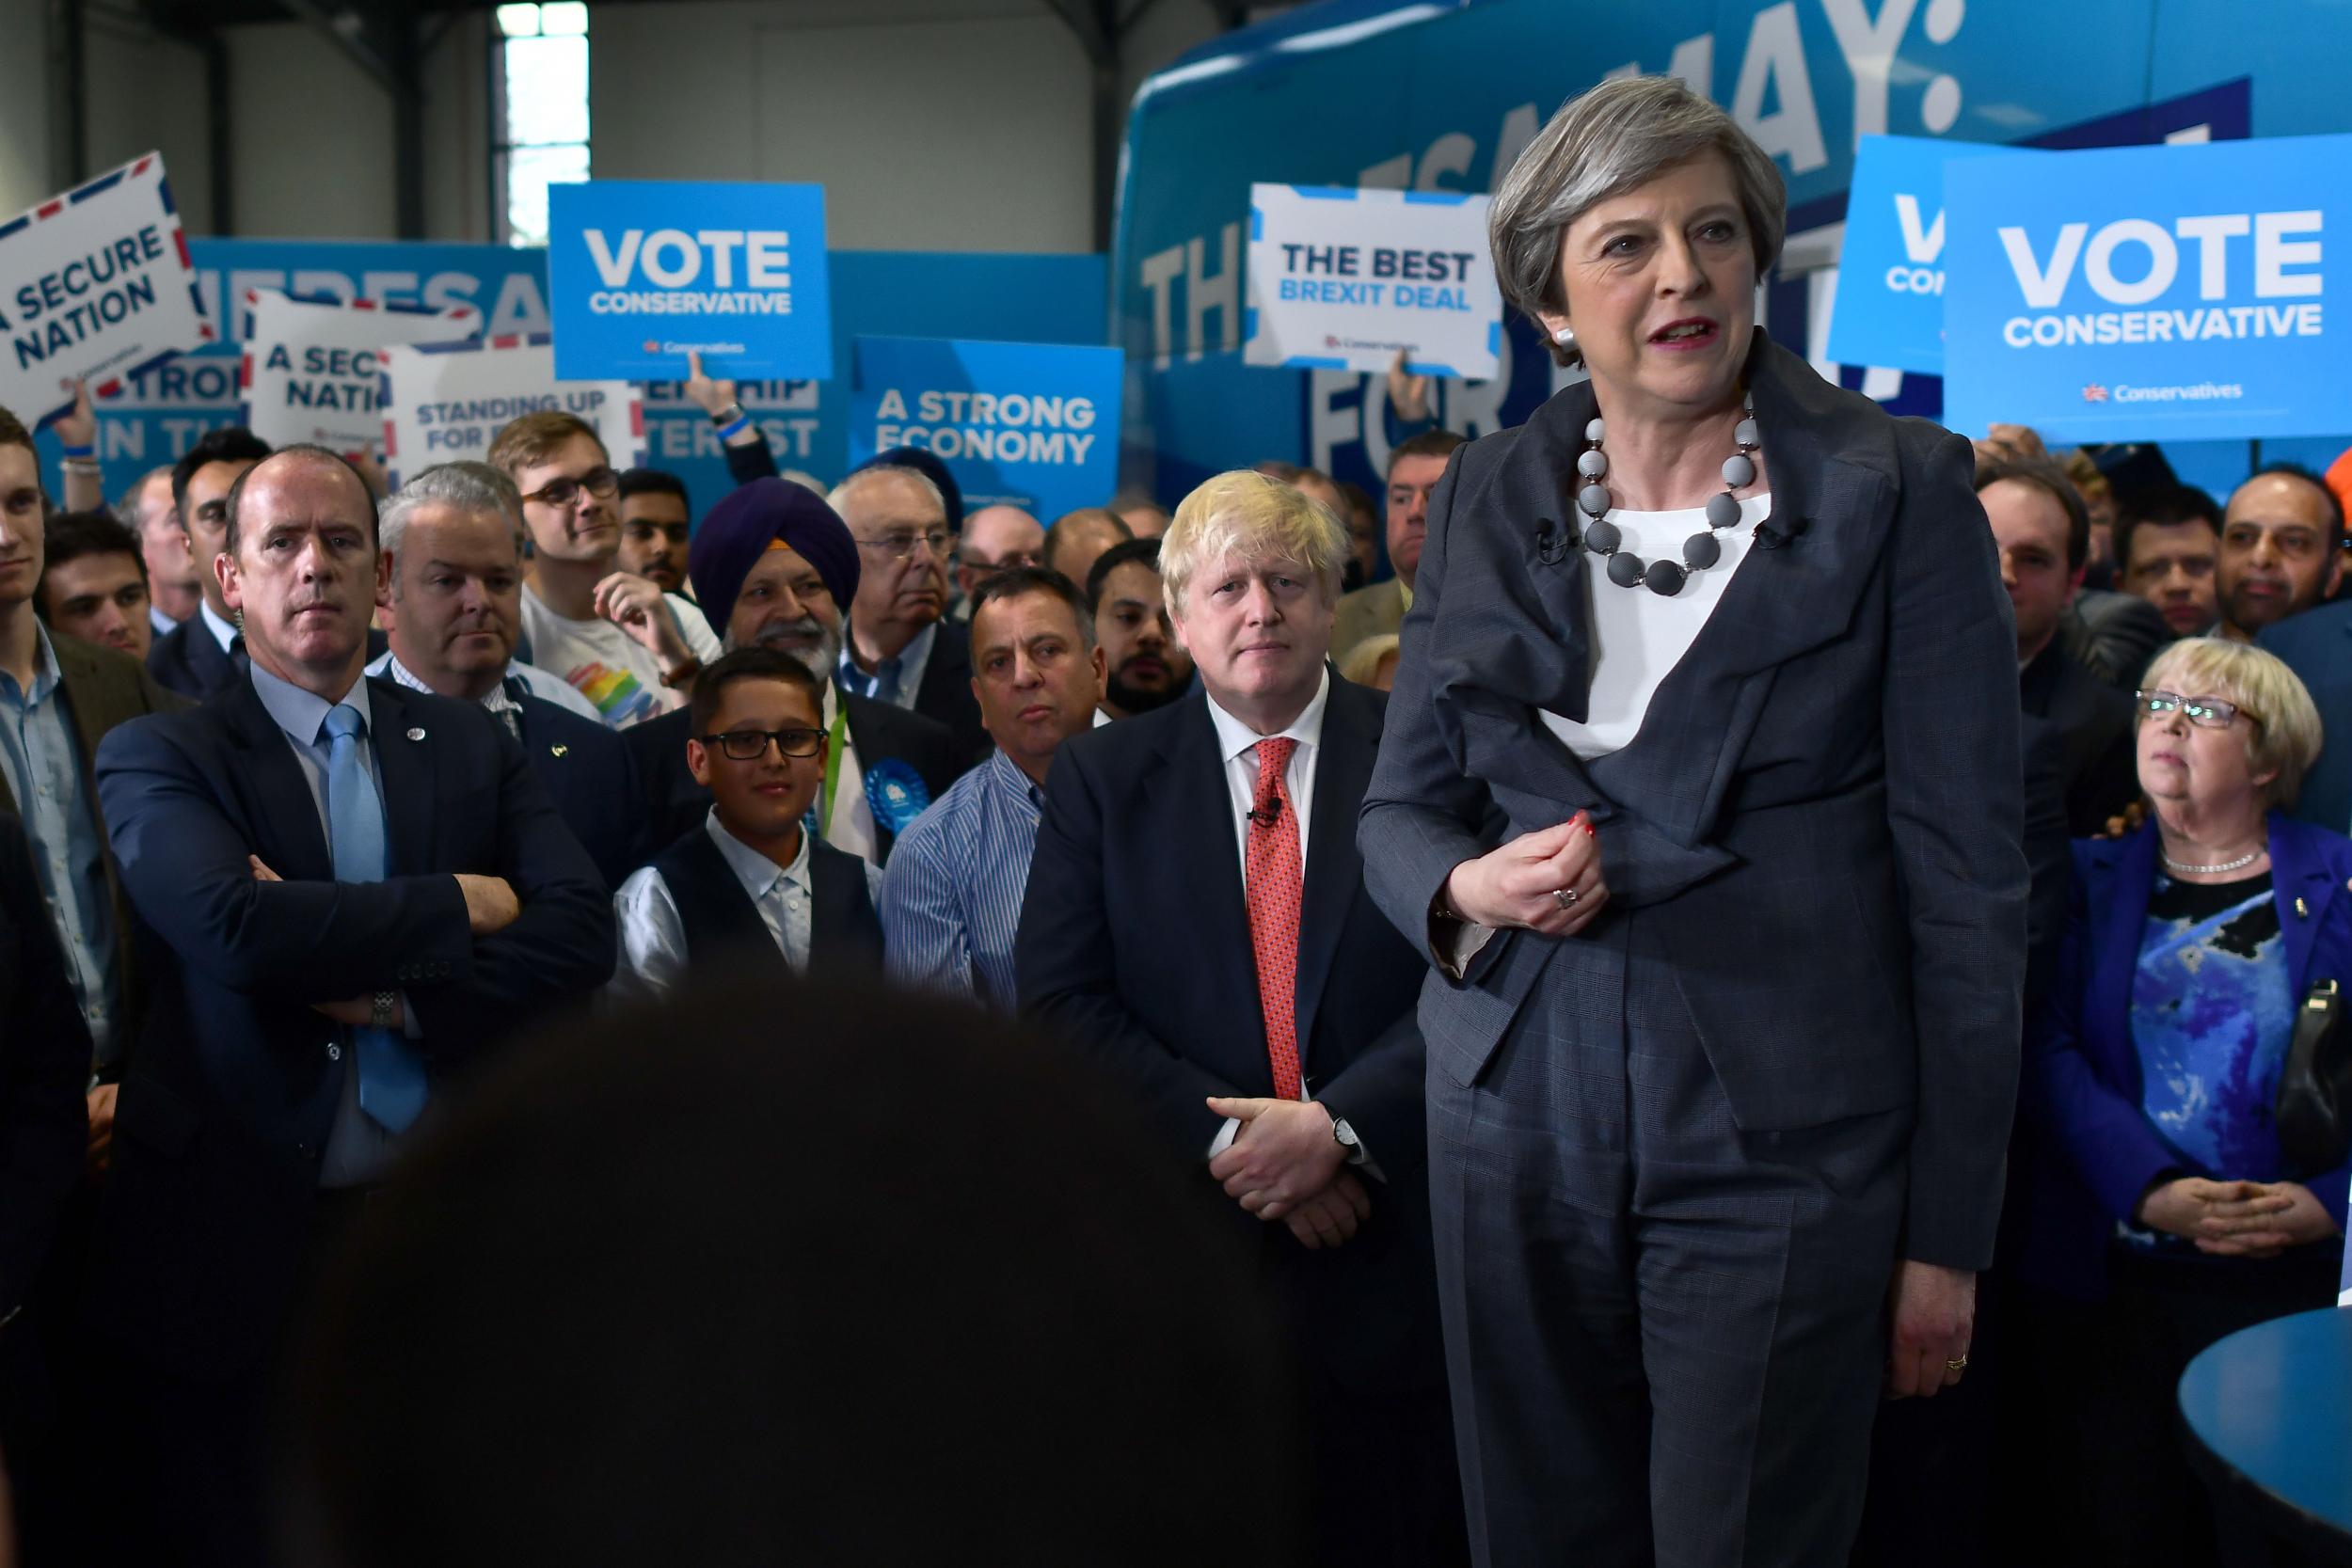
[1331, 1117, 1361, 1162]
[370, 990, 397, 1031]
[709, 401, 745, 427]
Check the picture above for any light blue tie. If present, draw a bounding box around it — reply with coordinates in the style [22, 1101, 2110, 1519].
[321, 703, 428, 1133]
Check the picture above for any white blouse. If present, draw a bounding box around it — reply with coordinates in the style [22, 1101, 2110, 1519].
[1539, 493, 1772, 761]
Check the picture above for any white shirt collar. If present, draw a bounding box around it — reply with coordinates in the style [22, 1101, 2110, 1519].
[379, 650, 520, 719]
[199, 598, 238, 655]
[1204, 667, 1331, 767]
[703, 806, 812, 903]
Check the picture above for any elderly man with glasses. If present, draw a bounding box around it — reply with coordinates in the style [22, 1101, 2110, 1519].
[494, 411, 722, 731]
[829, 463, 988, 762]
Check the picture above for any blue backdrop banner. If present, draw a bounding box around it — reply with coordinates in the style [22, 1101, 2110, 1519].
[1943, 134, 2352, 441]
[547, 181, 833, 382]
[850, 337, 1124, 519]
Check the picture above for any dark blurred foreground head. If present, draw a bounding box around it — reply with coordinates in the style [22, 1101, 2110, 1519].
[281, 973, 1305, 1567]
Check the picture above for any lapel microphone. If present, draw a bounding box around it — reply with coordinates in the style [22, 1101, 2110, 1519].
[1248, 797, 1285, 829]
[1754, 515, 1810, 552]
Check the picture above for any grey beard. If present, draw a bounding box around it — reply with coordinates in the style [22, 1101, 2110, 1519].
[746, 618, 840, 684]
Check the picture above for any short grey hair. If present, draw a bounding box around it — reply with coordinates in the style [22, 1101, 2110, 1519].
[1490, 76, 1787, 365]
[379, 461, 525, 568]
[828, 464, 946, 525]
[112, 466, 173, 536]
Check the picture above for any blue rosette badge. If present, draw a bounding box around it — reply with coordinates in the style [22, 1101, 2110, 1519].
[864, 759, 930, 835]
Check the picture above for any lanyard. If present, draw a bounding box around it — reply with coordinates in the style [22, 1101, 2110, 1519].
[817, 699, 850, 835]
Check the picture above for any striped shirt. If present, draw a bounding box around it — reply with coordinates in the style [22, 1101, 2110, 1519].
[880, 747, 1041, 1011]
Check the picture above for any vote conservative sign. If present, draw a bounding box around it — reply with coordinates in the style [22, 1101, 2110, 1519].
[1244, 184, 1502, 380]
[1827, 135, 2051, 377]
[241, 288, 477, 455]
[0, 151, 211, 429]
[849, 336, 1121, 520]
[379, 335, 641, 489]
[546, 180, 833, 383]
[1943, 134, 2352, 442]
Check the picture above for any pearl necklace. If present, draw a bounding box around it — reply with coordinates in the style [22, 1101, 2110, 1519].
[1573, 396, 1759, 597]
[2158, 847, 2265, 876]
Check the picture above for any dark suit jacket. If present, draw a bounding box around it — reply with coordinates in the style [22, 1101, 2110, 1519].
[0, 811, 95, 1320]
[2062, 589, 2169, 689]
[0, 634, 187, 1073]
[511, 689, 643, 889]
[909, 617, 989, 764]
[1017, 677, 1439, 1388]
[2258, 600, 2352, 832]
[2020, 642, 2139, 838]
[2019, 815, 2352, 1299]
[1359, 327, 2026, 1271]
[146, 614, 385, 701]
[91, 673, 614, 1376]
[626, 688, 968, 867]
[143, 612, 240, 701]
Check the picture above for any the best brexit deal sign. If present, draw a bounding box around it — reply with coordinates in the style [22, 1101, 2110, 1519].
[0, 151, 210, 428]
[1943, 135, 2352, 441]
[850, 337, 1121, 520]
[547, 180, 833, 383]
[1244, 184, 1502, 380]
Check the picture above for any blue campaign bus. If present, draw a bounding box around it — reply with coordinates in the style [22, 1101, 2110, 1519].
[1111, 0, 2352, 503]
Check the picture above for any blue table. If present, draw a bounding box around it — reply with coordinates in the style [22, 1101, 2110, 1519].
[2178, 1306, 2352, 1565]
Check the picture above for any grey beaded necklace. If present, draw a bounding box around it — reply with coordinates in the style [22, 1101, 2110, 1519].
[1574, 396, 1759, 597]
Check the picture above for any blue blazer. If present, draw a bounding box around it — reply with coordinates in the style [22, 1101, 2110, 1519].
[2256, 601, 2352, 834]
[2020, 813, 2352, 1299]
[91, 673, 615, 1376]
[510, 689, 645, 887]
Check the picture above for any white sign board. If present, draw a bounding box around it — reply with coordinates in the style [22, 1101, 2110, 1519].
[379, 334, 644, 488]
[0, 151, 212, 427]
[241, 288, 477, 455]
[1244, 182, 1502, 379]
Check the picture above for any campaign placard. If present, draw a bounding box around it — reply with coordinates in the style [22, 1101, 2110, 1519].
[1943, 135, 2352, 441]
[1828, 135, 2050, 376]
[379, 335, 643, 488]
[242, 288, 478, 455]
[0, 151, 211, 428]
[1244, 183, 1502, 379]
[849, 336, 1122, 519]
[546, 180, 833, 383]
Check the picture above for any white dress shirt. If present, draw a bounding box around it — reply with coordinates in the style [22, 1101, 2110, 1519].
[1199, 671, 1369, 1170]
[609, 809, 884, 1002]
[818, 678, 882, 865]
[198, 598, 238, 655]
[365, 649, 605, 727]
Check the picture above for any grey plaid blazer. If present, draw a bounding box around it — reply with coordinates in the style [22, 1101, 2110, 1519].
[1359, 329, 2026, 1270]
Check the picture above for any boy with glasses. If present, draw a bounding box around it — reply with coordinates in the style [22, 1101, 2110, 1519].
[494, 412, 720, 729]
[611, 647, 883, 999]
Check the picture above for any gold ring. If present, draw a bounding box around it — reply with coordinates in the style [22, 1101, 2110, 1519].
[1945, 1356, 1969, 1372]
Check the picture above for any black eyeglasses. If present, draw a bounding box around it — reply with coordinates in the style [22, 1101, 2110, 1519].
[520, 467, 620, 510]
[700, 726, 824, 761]
[2137, 689, 2261, 730]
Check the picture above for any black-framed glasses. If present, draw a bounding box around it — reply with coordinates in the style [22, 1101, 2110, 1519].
[2137, 689, 2260, 730]
[520, 467, 620, 510]
[700, 726, 824, 761]
[857, 528, 953, 562]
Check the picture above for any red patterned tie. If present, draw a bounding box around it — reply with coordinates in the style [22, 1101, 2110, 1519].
[1245, 736, 1305, 1101]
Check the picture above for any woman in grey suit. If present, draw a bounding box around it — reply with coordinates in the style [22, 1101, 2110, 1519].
[1359, 77, 2027, 1567]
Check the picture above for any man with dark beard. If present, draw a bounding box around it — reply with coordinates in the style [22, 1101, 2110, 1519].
[1088, 538, 1192, 721]
[624, 478, 968, 864]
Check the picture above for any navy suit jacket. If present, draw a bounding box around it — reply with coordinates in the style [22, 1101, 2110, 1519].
[1017, 676, 1439, 1388]
[627, 689, 968, 867]
[2019, 814, 2352, 1299]
[92, 673, 614, 1376]
[2257, 601, 2352, 833]
[143, 614, 240, 701]
[1359, 327, 2026, 1271]
[510, 689, 644, 888]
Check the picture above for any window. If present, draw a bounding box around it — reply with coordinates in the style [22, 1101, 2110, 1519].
[492, 3, 590, 247]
